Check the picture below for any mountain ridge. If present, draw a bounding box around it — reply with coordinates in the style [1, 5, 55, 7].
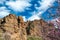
[0, 14, 60, 40]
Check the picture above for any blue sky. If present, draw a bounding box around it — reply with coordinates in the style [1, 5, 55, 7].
[0, 0, 57, 21]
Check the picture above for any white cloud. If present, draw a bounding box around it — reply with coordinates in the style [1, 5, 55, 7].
[28, 12, 42, 21]
[6, 0, 31, 12]
[0, 7, 10, 18]
[0, 0, 55, 21]
[28, 15, 40, 21]
[22, 16, 27, 22]
[28, 0, 55, 21]
[38, 0, 55, 11]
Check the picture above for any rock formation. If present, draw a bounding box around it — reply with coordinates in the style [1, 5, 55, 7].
[18, 16, 27, 40]
[26, 19, 56, 40]
[26, 20, 42, 37]
[0, 14, 60, 40]
[0, 14, 27, 40]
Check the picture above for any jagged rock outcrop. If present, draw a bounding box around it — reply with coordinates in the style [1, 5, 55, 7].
[0, 14, 27, 40]
[0, 14, 60, 40]
[40, 19, 55, 40]
[18, 16, 27, 40]
[26, 19, 56, 40]
[26, 19, 60, 40]
[26, 20, 42, 37]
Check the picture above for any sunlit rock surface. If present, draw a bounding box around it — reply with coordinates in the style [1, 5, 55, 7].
[0, 14, 27, 40]
[0, 14, 60, 40]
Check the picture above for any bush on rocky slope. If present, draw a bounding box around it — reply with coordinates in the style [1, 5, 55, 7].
[27, 36, 42, 40]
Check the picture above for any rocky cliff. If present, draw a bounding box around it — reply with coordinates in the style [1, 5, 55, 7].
[0, 14, 60, 40]
[26, 19, 56, 40]
[0, 14, 27, 40]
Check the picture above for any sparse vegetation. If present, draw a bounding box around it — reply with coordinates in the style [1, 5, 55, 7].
[0, 34, 3, 40]
[27, 36, 42, 40]
[0, 37, 4, 40]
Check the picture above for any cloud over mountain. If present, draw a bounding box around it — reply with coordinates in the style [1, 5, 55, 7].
[0, 7, 10, 18]
[28, 0, 55, 21]
[0, 0, 55, 21]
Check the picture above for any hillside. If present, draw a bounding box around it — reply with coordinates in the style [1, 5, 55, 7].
[0, 14, 60, 40]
